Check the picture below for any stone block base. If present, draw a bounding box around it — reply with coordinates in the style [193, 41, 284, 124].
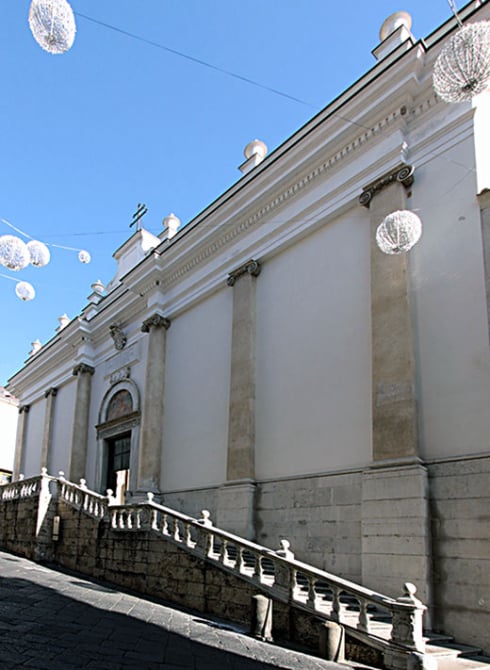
[361, 462, 432, 624]
[216, 480, 256, 540]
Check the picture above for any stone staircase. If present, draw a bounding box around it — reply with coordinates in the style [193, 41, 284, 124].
[1, 472, 489, 670]
[243, 555, 490, 670]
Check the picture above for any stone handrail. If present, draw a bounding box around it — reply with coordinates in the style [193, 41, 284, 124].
[58, 474, 109, 520]
[110, 494, 426, 653]
[1, 473, 425, 657]
[0, 473, 44, 501]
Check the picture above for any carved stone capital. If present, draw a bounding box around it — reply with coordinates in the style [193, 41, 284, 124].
[359, 164, 414, 208]
[227, 259, 261, 287]
[44, 387, 58, 398]
[19, 405, 30, 414]
[141, 313, 171, 333]
[73, 363, 95, 377]
[109, 323, 127, 351]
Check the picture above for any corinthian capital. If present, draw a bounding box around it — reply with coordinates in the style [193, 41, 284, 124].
[73, 363, 95, 377]
[44, 387, 58, 398]
[141, 313, 171, 333]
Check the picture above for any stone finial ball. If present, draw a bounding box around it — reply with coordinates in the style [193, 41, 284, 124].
[244, 139, 268, 160]
[379, 11, 412, 41]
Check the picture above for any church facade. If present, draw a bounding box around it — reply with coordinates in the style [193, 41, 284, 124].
[8, 1, 490, 653]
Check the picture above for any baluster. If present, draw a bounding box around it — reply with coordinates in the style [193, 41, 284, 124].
[358, 599, 369, 632]
[307, 576, 317, 608]
[219, 539, 229, 565]
[257, 555, 265, 582]
[111, 511, 117, 528]
[173, 518, 181, 541]
[151, 509, 159, 530]
[184, 522, 192, 547]
[332, 587, 341, 622]
[238, 547, 246, 574]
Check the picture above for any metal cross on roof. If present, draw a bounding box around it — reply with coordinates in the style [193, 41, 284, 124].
[130, 203, 148, 230]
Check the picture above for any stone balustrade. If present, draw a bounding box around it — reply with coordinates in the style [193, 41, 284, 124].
[58, 474, 108, 520]
[0, 473, 43, 501]
[0, 473, 426, 662]
[109, 492, 426, 654]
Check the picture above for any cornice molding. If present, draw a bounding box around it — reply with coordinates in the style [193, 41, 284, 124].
[159, 106, 409, 291]
[227, 260, 261, 287]
[359, 163, 415, 207]
[141, 313, 171, 333]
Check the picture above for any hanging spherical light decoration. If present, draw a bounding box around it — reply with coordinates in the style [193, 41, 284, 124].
[28, 0, 76, 55]
[78, 249, 91, 264]
[433, 21, 490, 103]
[376, 210, 422, 255]
[27, 240, 51, 267]
[0, 235, 31, 271]
[15, 281, 36, 302]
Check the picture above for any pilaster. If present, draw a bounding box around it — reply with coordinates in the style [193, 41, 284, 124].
[360, 166, 431, 623]
[69, 364, 95, 482]
[217, 260, 260, 540]
[360, 164, 418, 462]
[137, 313, 170, 495]
[477, 189, 490, 347]
[41, 387, 57, 472]
[13, 405, 29, 480]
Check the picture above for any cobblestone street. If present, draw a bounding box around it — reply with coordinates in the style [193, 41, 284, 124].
[0, 550, 344, 670]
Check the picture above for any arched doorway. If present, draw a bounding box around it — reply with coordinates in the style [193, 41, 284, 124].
[96, 381, 140, 503]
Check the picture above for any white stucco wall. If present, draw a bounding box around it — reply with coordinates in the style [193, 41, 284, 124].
[21, 398, 44, 477]
[49, 380, 77, 476]
[0, 393, 18, 473]
[411, 135, 490, 460]
[84, 336, 147, 489]
[255, 205, 373, 479]
[162, 288, 232, 490]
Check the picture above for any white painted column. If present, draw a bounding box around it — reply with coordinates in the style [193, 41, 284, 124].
[217, 260, 260, 540]
[69, 364, 95, 483]
[359, 166, 432, 619]
[41, 387, 57, 473]
[13, 404, 29, 480]
[137, 313, 170, 496]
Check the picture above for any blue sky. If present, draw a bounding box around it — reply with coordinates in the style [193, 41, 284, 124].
[1, 0, 454, 386]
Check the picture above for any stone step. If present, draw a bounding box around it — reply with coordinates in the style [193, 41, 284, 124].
[426, 643, 484, 659]
[435, 657, 490, 670]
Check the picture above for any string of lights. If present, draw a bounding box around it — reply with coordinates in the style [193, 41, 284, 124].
[2, 0, 488, 303]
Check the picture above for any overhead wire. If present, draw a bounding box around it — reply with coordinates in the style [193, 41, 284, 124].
[74, 12, 318, 111]
[0, 5, 480, 251]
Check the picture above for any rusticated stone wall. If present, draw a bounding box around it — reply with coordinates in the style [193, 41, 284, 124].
[429, 455, 490, 654]
[0, 494, 39, 559]
[256, 471, 363, 583]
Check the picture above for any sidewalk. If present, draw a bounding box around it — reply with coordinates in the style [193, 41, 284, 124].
[0, 550, 346, 670]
